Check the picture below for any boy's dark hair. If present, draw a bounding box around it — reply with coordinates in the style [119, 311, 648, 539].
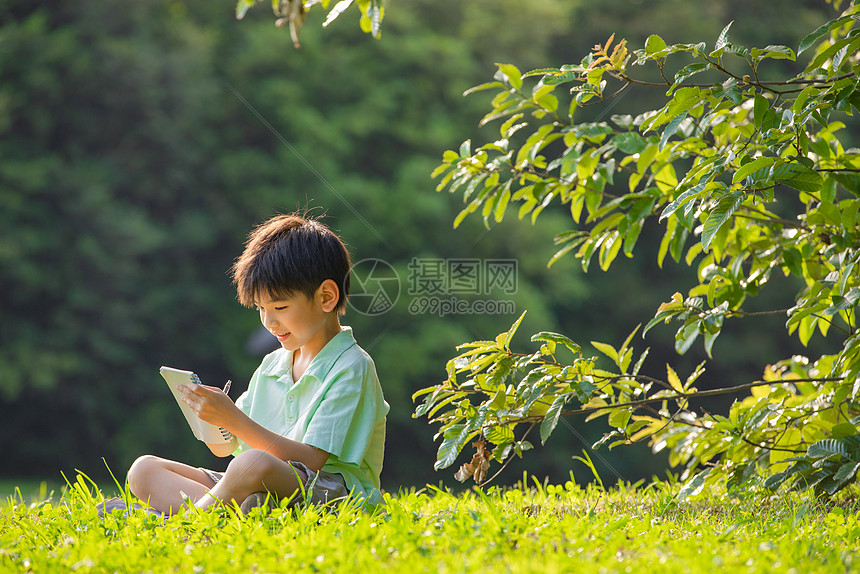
[231, 214, 351, 314]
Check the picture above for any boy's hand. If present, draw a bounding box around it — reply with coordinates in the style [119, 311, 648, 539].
[178, 383, 238, 428]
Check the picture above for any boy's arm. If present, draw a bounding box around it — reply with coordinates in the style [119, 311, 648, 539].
[180, 382, 329, 471]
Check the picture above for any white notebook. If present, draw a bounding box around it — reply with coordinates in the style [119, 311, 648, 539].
[160, 366, 233, 444]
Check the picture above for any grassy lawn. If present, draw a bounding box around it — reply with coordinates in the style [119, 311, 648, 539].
[1, 475, 858, 573]
[0, 479, 67, 505]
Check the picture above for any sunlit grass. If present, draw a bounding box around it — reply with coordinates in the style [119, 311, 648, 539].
[0, 479, 66, 505]
[1, 473, 858, 573]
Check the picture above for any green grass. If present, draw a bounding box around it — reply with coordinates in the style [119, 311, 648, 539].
[1, 474, 858, 573]
[0, 479, 66, 505]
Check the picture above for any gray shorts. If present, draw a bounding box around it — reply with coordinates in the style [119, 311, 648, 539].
[199, 460, 348, 509]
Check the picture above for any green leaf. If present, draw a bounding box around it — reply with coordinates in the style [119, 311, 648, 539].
[540, 394, 568, 445]
[733, 157, 775, 184]
[484, 425, 515, 446]
[627, 196, 657, 223]
[703, 330, 718, 358]
[645, 34, 667, 55]
[501, 311, 528, 348]
[323, 0, 355, 27]
[591, 341, 619, 366]
[806, 36, 860, 73]
[820, 177, 837, 204]
[660, 182, 708, 221]
[702, 192, 743, 251]
[608, 408, 632, 430]
[829, 288, 860, 314]
[453, 201, 479, 228]
[807, 438, 853, 460]
[458, 139, 472, 158]
[535, 91, 559, 113]
[493, 188, 511, 222]
[613, 132, 648, 154]
[709, 78, 741, 104]
[714, 21, 733, 51]
[751, 45, 795, 62]
[442, 149, 460, 163]
[675, 321, 699, 354]
[753, 94, 769, 130]
[659, 113, 686, 151]
[668, 224, 689, 263]
[531, 332, 582, 355]
[832, 423, 858, 439]
[678, 468, 712, 501]
[779, 247, 802, 279]
[235, 0, 256, 19]
[833, 461, 860, 484]
[665, 87, 705, 118]
[366, 0, 383, 38]
[536, 71, 581, 86]
[592, 430, 623, 450]
[673, 62, 711, 85]
[500, 113, 526, 138]
[463, 81, 506, 97]
[598, 230, 623, 271]
[644, 310, 678, 336]
[523, 67, 561, 77]
[666, 364, 683, 393]
[798, 15, 854, 55]
[497, 63, 523, 91]
[772, 163, 822, 192]
[623, 220, 643, 256]
[435, 424, 471, 470]
[575, 123, 614, 140]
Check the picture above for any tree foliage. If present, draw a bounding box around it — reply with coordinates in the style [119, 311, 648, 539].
[0, 0, 582, 485]
[418, 5, 860, 497]
[235, 0, 383, 47]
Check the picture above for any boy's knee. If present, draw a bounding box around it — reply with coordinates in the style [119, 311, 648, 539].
[227, 449, 269, 479]
[127, 455, 162, 494]
[226, 449, 288, 486]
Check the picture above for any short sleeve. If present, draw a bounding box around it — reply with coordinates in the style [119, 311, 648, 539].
[302, 358, 385, 466]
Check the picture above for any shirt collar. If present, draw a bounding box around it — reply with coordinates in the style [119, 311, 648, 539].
[261, 326, 357, 382]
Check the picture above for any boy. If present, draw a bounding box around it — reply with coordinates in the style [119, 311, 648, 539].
[111, 213, 388, 515]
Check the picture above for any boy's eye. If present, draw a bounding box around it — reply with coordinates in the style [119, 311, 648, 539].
[254, 303, 288, 312]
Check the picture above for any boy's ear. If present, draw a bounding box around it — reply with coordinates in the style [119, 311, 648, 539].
[317, 279, 340, 313]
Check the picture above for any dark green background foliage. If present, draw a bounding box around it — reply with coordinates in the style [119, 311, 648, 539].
[0, 0, 840, 490]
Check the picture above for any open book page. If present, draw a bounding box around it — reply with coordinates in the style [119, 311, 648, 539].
[159, 367, 234, 444]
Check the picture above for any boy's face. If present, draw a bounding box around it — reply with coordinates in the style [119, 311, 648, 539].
[255, 286, 338, 353]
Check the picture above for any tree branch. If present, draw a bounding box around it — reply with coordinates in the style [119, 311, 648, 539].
[477, 423, 536, 488]
[497, 376, 845, 426]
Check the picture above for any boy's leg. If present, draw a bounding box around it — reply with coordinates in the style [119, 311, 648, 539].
[195, 449, 304, 510]
[127, 455, 217, 515]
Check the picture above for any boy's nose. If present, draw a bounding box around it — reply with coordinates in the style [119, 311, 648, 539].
[262, 312, 278, 329]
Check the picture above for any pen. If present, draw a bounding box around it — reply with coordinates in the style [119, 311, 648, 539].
[221, 380, 234, 441]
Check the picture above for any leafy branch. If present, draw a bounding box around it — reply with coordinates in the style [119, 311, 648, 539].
[421, 5, 860, 498]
